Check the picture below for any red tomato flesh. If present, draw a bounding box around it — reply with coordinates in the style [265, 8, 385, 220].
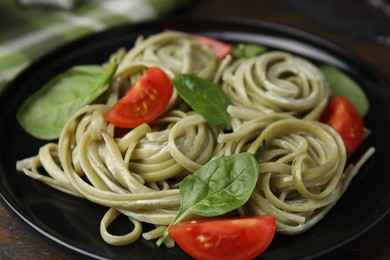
[320, 96, 364, 153]
[168, 216, 276, 260]
[106, 67, 173, 128]
[195, 35, 233, 59]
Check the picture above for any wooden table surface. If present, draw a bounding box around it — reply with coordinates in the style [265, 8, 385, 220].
[1, 0, 389, 259]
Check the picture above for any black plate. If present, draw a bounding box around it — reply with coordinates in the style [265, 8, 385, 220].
[1, 17, 389, 260]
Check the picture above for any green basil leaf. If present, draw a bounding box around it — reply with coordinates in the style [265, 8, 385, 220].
[17, 59, 118, 140]
[172, 74, 232, 129]
[320, 64, 369, 117]
[156, 152, 259, 246]
[179, 152, 259, 216]
[232, 43, 267, 59]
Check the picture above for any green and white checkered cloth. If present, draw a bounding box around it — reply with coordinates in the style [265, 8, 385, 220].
[0, 0, 192, 92]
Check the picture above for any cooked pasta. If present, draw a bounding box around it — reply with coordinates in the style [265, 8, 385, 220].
[16, 31, 374, 247]
[222, 51, 329, 124]
[116, 31, 219, 80]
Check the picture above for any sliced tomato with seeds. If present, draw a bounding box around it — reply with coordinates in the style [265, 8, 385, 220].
[194, 35, 233, 59]
[320, 96, 364, 153]
[168, 216, 276, 260]
[106, 67, 173, 128]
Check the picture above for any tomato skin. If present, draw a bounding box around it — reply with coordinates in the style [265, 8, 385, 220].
[106, 67, 173, 128]
[195, 35, 233, 59]
[168, 216, 276, 260]
[320, 96, 364, 153]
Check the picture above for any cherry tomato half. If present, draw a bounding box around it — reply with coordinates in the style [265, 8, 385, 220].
[195, 35, 233, 59]
[106, 67, 173, 128]
[320, 96, 364, 153]
[168, 216, 276, 260]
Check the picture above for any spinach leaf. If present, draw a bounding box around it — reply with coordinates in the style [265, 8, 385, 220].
[172, 74, 232, 129]
[156, 152, 259, 246]
[17, 59, 118, 140]
[320, 64, 369, 117]
[232, 43, 267, 59]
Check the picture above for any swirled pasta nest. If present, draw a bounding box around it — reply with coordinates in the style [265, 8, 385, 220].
[222, 51, 330, 121]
